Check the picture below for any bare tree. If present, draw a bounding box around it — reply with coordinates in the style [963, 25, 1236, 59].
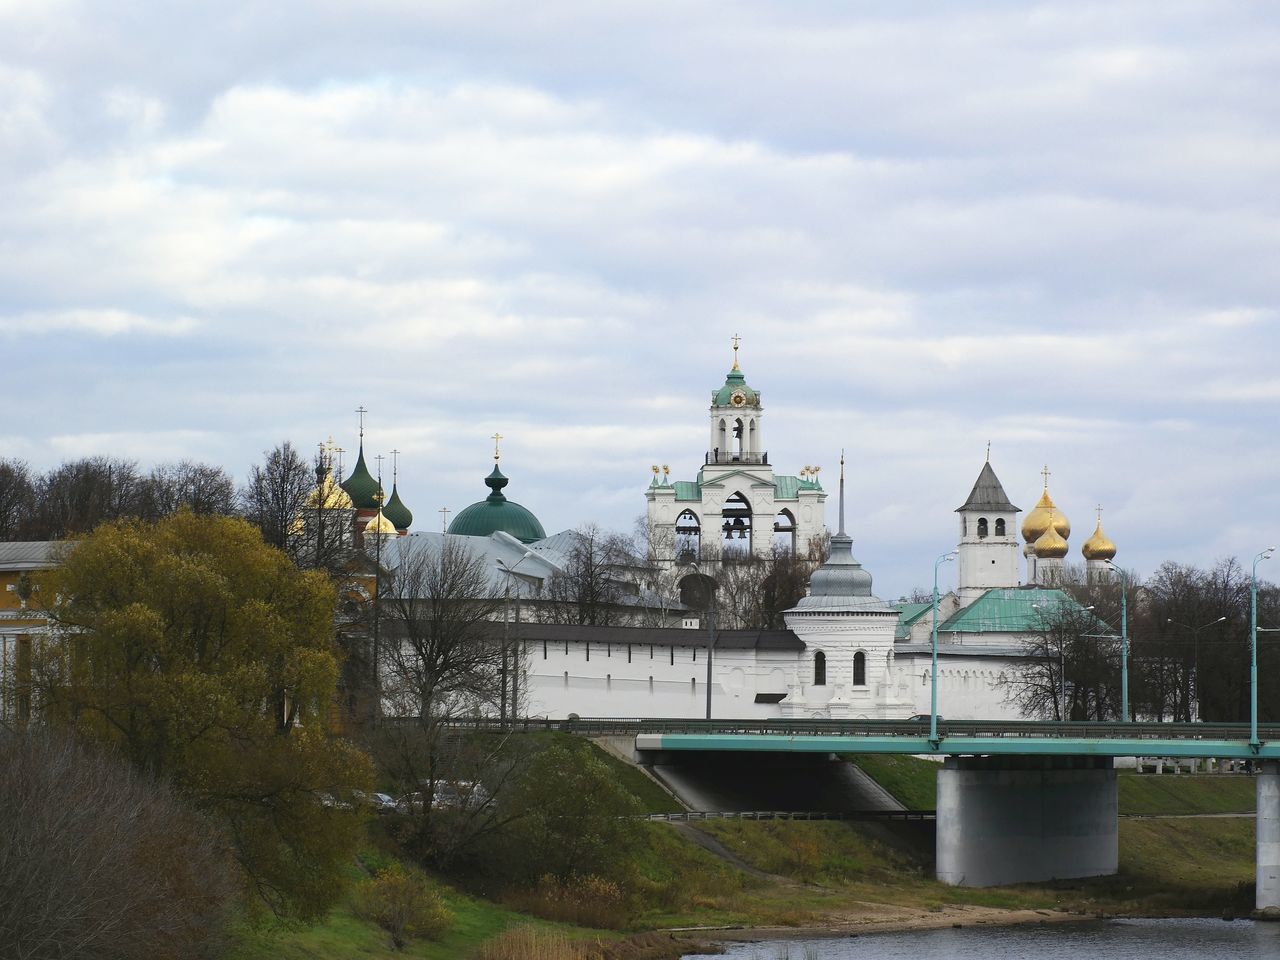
[373, 538, 514, 862]
[138, 461, 237, 519]
[0, 729, 235, 960]
[0, 459, 35, 540]
[536, 524, 635, 626]
[27, 457, 144, 539]
[238, 441, 312, 550]
[1002, 596, 1121, 720]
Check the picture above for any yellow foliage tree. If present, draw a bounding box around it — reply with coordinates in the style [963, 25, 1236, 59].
[34, 510, 373, 921]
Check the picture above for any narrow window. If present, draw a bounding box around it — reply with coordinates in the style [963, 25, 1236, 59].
[563, 671, 569, 687]
[607, 643, 611, 658]
[564, 640, 569, 655]
[670, 648, 674, 665]
[814, 651, 827, 686]
[542, 640, 547, 660]
[627, 644, 632, 663]
[649, 645, 654, 660]
[995, 518, 1006, 536]
[648, 676, 654, 691]
[693, 648, 697, 662]
[586, 642, 590, 662]
[691, 678, 697, 691]
[607, 674, 612, 689]
[853, 651, 866, 686]
[977, 517, 988, 539]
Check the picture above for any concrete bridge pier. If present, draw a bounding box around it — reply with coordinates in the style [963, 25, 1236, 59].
[936, 755, 1117, 887]
[1257, 761, 1280, 913]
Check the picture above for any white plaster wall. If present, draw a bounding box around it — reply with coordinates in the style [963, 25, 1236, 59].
[898, 652, 1028, 720]
[956, 509, 1021, 604]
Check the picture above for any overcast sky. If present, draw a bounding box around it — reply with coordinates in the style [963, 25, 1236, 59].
[4, 1, 1279, 597]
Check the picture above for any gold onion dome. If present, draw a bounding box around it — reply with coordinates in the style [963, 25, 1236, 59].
[306, 469, 354, 511]
[1082, 520, 1117, 561]
[365, 509, 396, 536]
[1021, 489, 1070, 543]
[1033, 513, 1070, 559]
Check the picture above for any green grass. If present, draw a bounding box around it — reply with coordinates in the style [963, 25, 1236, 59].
[1119, 773, 1254, 816]
[847, 754, 939, 809]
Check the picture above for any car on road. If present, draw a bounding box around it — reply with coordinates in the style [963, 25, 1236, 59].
[907, 714, 943, 723]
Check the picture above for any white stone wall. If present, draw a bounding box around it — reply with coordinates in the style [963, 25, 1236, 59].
[783, 611, 911, 719]
[898, 651, 1029, 721]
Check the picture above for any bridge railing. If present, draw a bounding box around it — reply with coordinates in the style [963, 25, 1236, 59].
[438, 716, 1280, 742]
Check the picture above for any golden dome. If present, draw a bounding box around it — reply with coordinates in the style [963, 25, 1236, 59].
[307, 469, 354, 511]
[365, 509, 396, 536]
[1033, 513, 1069, 559]
[1021, 488, 1070, 543]
[1082, 519, 1117, 561]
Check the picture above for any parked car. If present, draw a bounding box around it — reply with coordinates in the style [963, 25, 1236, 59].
[352, 790, 397, 813]
[907, 714, 943, 723]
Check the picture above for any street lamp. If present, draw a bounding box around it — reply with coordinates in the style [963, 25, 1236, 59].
[930, 550, 957, 744]
[497, 550, 536, 726]
[1105, 560, 1129, 721]
[1167, 616, 1227, 722]
[1251, 548, 1276, 748]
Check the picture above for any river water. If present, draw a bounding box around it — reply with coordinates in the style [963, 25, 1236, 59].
[688, 918, 1280, 959]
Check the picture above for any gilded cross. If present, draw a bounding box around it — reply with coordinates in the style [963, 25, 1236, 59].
[731, 333, 741, 370]
[491, 432, 503, 461]
[1096, 503, 1104, 522]
[1041, 464, 1051, 488]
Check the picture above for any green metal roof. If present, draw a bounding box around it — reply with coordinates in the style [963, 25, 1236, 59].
[712, 367, 759, 407]
[341, 446, 383, 510]
[673, 480, 701, 501]
[448, 465, 546, 544]
[382, 483, 413, 531]
[773, 475, 800, 500]
[894, 601, 933, 639]
[938, 587, 1080, 634]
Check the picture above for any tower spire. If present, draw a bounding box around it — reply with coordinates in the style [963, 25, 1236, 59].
[838, 450, 846, 537]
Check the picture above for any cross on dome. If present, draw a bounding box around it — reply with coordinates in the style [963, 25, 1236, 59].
[492, 432, 503, 461]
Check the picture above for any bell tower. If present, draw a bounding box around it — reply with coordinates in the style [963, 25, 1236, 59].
[707, 334, 764, 465]
[955, 455, 1021, 606]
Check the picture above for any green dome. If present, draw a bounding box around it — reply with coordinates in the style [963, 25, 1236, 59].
[341, 446, 384, 510]
[383, 483, 413, 531]
[712, 366, 759, 407]
[448, 465, 546, 544]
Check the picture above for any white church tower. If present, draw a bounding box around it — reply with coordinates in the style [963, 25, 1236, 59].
[955, 458, 1021, 606]
[646, 339, 826, 582]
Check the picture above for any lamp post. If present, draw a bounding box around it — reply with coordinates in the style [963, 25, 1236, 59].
[1252, 548, 1275, 748]
[497, 550, 536, 727]
[930, 550, 957, 744]
[1105, 561, 1129, 721]
[1167, 616, 1227, 722]
[705, 609, 717, 720]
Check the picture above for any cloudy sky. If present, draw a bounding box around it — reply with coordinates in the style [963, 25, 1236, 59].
[3, 1, 1278, 596]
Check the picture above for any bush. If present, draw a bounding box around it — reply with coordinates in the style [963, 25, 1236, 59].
[0, 730, 234, 960]
[504, 874, 630, 929]
[351, 863, 452, 949]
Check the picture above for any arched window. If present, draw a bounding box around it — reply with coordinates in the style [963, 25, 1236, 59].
[995, 518, 1006, 536]
[977, 517, 989, 539]
[813, 651, 827, 686]
[853, 651, 866, 686]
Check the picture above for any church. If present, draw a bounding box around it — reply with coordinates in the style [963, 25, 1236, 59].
[297, 345, 1119, 722]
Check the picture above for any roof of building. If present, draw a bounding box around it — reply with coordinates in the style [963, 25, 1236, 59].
[382, 483, 413, 530]
[0, 541, 63, 570]
[448, 465, 546, 543]
[341, 445, 383, 510]
[513, 621, 804, 651]
[936, 586, 1084, 634]
[712, 363, 760, 408]
[773, 475, 800, 500]
[955, 461, 1019, 514]
[893, 601, 933, 639]
[673, 480, 701, 501]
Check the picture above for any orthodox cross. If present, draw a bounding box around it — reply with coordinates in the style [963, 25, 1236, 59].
[986, 440, 991, 462]
[391, 449, 400, 484]
[374, 454, 385, 493]
[1041, 464, 1052, 488]
[731, 333, 740, 370]
[1096, 503, 1104, 522]
[439, 506, 451, 532]
[355, 405, 368, 439]
[491, 432, 503, 462]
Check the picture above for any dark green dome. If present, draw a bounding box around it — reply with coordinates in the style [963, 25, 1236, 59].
[448, 465, 546, 544]
[341, 446, 383, 510]
[712, 366, 759, 407]
[383, 483, 413, 531]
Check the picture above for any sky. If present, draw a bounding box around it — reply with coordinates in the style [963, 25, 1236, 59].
[3, 1, 1279, 598]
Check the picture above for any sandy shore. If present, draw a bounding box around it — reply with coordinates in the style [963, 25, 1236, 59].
[669, 902, 1090, 944]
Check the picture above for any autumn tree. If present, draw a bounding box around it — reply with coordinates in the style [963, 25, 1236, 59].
[32, 511, 373, 922]
[0, 459, 35, 540]
[0, 729, 234, 960]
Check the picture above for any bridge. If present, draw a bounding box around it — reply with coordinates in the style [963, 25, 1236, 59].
[507, 716, 1280, 910]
